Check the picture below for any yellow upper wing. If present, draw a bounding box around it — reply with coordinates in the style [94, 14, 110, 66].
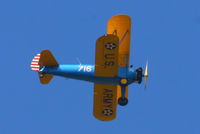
[107, 14, 131, 60]
[107, 14, 131, 99]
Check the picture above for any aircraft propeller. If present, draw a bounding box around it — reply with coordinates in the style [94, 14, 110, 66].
[143, 61, 148, 89]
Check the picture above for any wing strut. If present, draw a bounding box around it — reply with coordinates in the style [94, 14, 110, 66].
[113, 30, 117, 35]
[119, 30, 129, 45]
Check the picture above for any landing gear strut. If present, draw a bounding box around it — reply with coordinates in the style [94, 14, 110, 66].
[118, 80, 128, 106]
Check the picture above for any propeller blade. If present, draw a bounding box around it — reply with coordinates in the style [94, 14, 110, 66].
[144, 61, 148, 88]
[145, 76, 148, 88]
[144, 61, 148, 77]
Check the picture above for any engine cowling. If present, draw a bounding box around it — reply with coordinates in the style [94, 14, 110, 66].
[136, 67, 143, 84]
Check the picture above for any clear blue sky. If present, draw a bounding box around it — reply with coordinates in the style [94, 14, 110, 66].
[0, 0, 200, 134]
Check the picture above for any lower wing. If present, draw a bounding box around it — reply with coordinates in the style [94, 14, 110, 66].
[93, 83, 118, 121]
[93, 34, 119, 121]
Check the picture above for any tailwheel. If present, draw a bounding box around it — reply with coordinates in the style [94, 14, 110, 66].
[118, 97, 128, 106]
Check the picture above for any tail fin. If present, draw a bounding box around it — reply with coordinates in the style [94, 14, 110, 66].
[31, 49, 59, 84]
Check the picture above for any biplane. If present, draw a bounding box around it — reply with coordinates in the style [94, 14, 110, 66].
[31, 14, 148, 121]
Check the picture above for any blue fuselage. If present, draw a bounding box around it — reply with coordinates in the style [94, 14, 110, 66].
[40, 64, 138, 85]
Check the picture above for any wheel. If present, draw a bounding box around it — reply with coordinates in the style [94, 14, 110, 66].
[118, 97, 128, 106]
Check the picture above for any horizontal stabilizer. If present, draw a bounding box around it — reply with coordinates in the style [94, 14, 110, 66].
[38, 72, 54, 84]
[31, 49, 58, 84]
[39, 49, 58, 67]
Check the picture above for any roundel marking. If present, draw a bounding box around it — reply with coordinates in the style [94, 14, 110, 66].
[105, 42, 116, 50]
[102, 109, 113, 116]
